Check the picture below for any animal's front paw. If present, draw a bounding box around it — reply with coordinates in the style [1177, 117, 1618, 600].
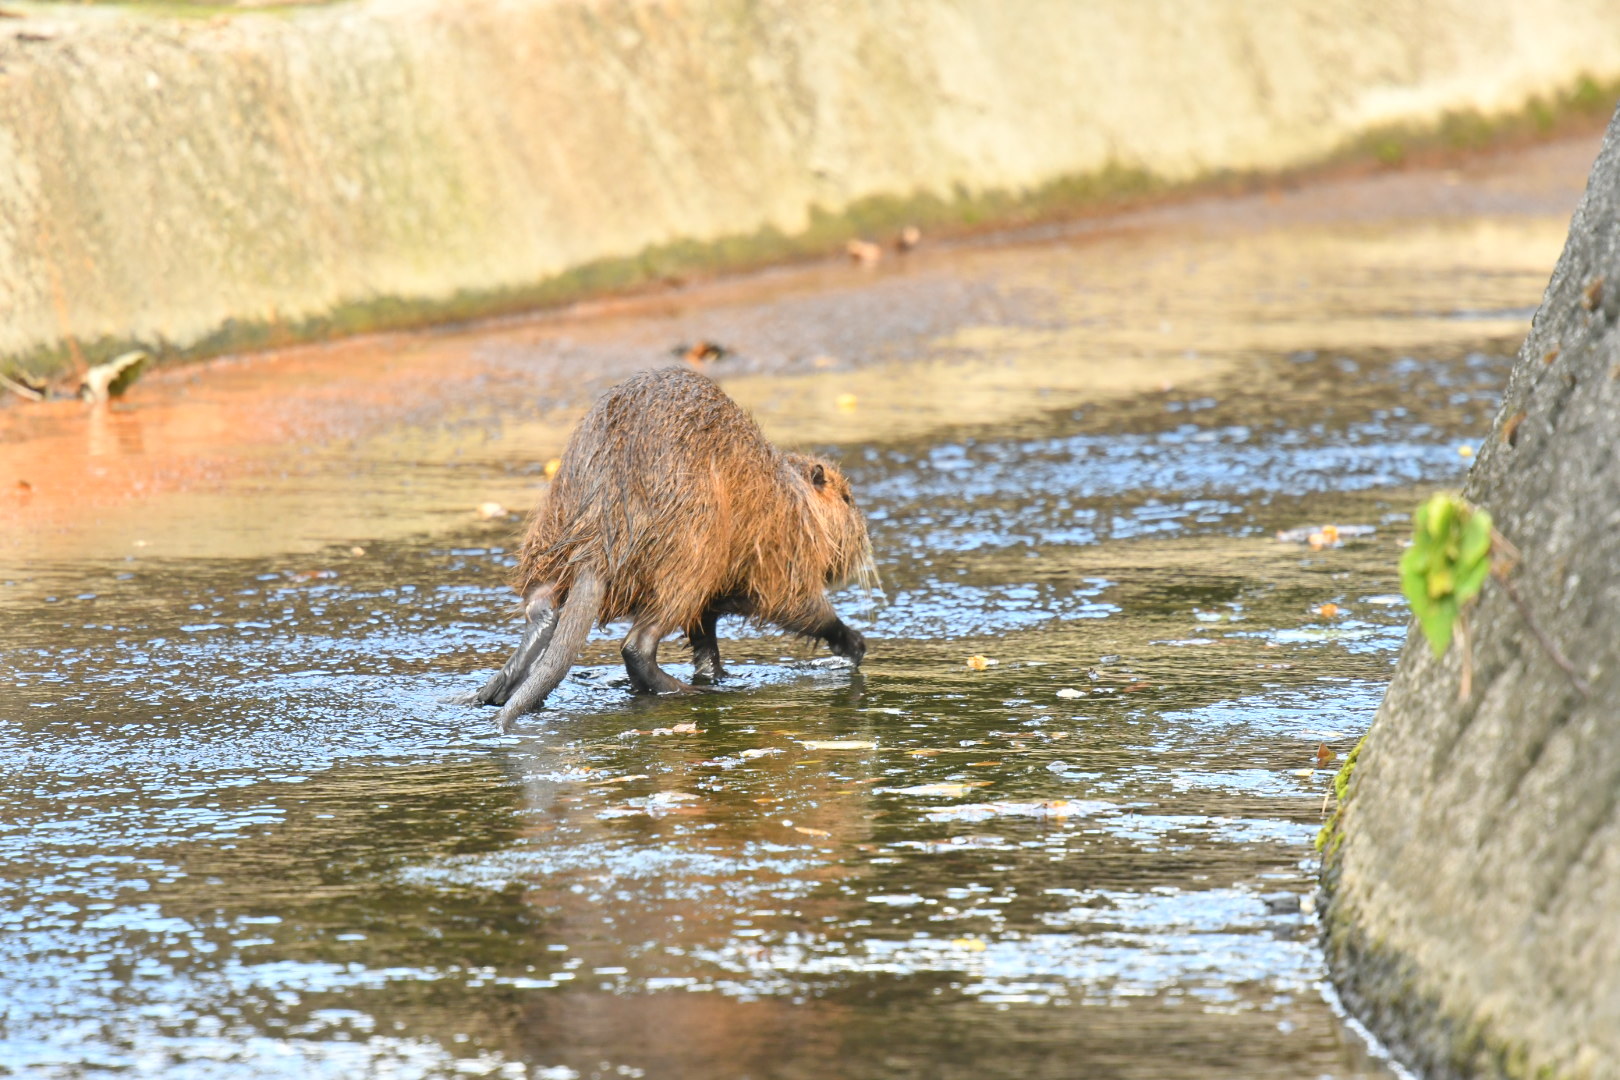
[830, 625, 866, 666]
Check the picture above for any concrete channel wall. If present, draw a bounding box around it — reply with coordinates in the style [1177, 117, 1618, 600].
[5, 0, 1620, 376]
[1321, 108, 1620, 1080]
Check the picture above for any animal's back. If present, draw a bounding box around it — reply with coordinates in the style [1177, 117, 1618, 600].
[515, 367, 783, 628]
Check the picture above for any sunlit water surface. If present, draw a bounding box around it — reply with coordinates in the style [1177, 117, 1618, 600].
[0, 168, 1569, 1078]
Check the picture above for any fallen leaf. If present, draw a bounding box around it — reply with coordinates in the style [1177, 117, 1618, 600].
[1122, 681, 1150, 692]
[1315, 743, 1336, 768]
[1276, 523, 1376, 545]
[675, 340, 728, 366]
[798, 739, 875, 750]
[594, 774, 651, 786]
[845, 239, 882, 267]
[966, 655, 998, 670]
[950, 938, 987, 952]
[1291, 768, 1316, 779]
[1055, 688, 1083, 699]
[477, 501, 507, 519]
[739, 747, 781, 760]
[1318, 603, 1339, 617]
[835, 392, 859, 412]
[1457, 444, 1474, 458]
[881, 782, 991, 797]
[907, 748, 943, 757]
[544, 458, 563, 479]
[923, 798, 1114, 823]
[793, 826, 832, 838]
[967, 761, 1002, 767]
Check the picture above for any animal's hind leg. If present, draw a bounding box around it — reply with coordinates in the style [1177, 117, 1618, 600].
[689, 608, 726, 683]
[622, 617, 695, 696]
[476, 585, 558, 706]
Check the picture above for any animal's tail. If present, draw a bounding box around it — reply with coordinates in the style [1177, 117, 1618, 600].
[494, 571, 603, 728]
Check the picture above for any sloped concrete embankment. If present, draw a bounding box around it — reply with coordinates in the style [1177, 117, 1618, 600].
[1321, 108, 1620, 1079]
[5, 0, 1620, 376]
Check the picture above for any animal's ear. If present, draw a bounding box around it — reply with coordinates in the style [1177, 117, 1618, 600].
[809, 462, 827, 488]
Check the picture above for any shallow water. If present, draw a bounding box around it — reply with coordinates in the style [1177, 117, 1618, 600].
[0, 143, 1589, 1078]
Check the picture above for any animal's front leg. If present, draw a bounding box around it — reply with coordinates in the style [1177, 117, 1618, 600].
[780, 596, 866, 666]
[622, 617, 695, 695]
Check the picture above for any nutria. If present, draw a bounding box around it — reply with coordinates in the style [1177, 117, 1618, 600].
[476, 366, 875, 724]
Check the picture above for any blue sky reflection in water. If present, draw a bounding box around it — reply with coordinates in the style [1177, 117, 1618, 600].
[0, 180, 1564, 1076]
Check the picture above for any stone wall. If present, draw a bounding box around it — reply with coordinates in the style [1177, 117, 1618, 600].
[1322, 107, 1620, 1080]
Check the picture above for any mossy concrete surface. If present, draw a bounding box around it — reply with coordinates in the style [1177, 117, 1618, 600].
[5, 0, 1620, 377]
[1322, 107, 1620, 1080]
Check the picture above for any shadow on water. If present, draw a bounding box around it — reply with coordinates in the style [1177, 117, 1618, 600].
[0, 149, 1575, 1077]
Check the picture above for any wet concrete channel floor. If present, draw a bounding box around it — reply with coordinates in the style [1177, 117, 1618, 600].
[0, 135, 1599, 1078]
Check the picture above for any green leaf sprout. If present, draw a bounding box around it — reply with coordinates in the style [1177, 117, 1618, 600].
[1399, 494, 1493, 656]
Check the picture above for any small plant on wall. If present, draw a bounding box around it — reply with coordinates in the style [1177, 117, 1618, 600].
[1399, 493, 1588, 699]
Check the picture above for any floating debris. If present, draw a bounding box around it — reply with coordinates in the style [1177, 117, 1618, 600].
[923, 798, 1115, 824]
[846, 238, 882, 267]
[673, 340, 729, 366]
[0, 371, 47, 402]
[79, 349, 149, 403]
[879, 782, 991, 798]
[1275, 523, 1376, 548]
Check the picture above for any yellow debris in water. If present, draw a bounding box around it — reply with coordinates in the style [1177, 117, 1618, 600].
[835, 393, 858, 412]
[544, 457, 563, 478]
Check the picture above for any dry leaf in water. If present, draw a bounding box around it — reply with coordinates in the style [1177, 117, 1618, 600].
[883, 782, 991, 797]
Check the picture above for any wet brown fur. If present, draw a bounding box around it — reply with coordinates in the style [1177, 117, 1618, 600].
[515, 368, 871, 631]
